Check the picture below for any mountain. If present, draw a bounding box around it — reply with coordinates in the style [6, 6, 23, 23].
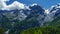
[50, 3, 60, 18]
[0, 1, 60, 34]
[26, 4, 45, 26]
[0, 2, 46, 34]
[47, 3, 60, 26]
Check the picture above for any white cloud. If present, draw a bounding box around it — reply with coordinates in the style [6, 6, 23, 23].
[0, 0, 8, 9]
[0, 0, 30, 10]
[3, 1, 25, 10]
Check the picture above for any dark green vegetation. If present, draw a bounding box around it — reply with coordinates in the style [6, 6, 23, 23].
[21, 26, 60, 34]
[0, 28, 6, 34]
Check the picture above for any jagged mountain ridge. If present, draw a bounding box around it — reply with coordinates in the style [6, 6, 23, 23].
[50, 3, 60, 18]
[0, 1, 60, 34]
[47, 3, 60, 26]
[0, 3, 46, 34]
[0, 2, 60, 28]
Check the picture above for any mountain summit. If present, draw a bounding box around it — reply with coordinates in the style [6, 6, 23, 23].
[0, 1, 60, 34]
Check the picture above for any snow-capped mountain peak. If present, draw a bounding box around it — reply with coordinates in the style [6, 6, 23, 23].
[30, 3, 38, 7]
[46, 4, 60, 21]
[45, 9, 49, 14]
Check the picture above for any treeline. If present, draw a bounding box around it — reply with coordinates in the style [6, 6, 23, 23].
[0, 28, 6, 34]
[21, 25, 60, 34]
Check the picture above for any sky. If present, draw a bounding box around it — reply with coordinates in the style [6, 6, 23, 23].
[5, 0, 60, 9]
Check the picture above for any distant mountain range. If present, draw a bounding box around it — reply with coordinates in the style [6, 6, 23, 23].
[0, 1, 60, 34]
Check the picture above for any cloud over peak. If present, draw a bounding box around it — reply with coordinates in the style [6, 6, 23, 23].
[0, 0, 28, 10]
